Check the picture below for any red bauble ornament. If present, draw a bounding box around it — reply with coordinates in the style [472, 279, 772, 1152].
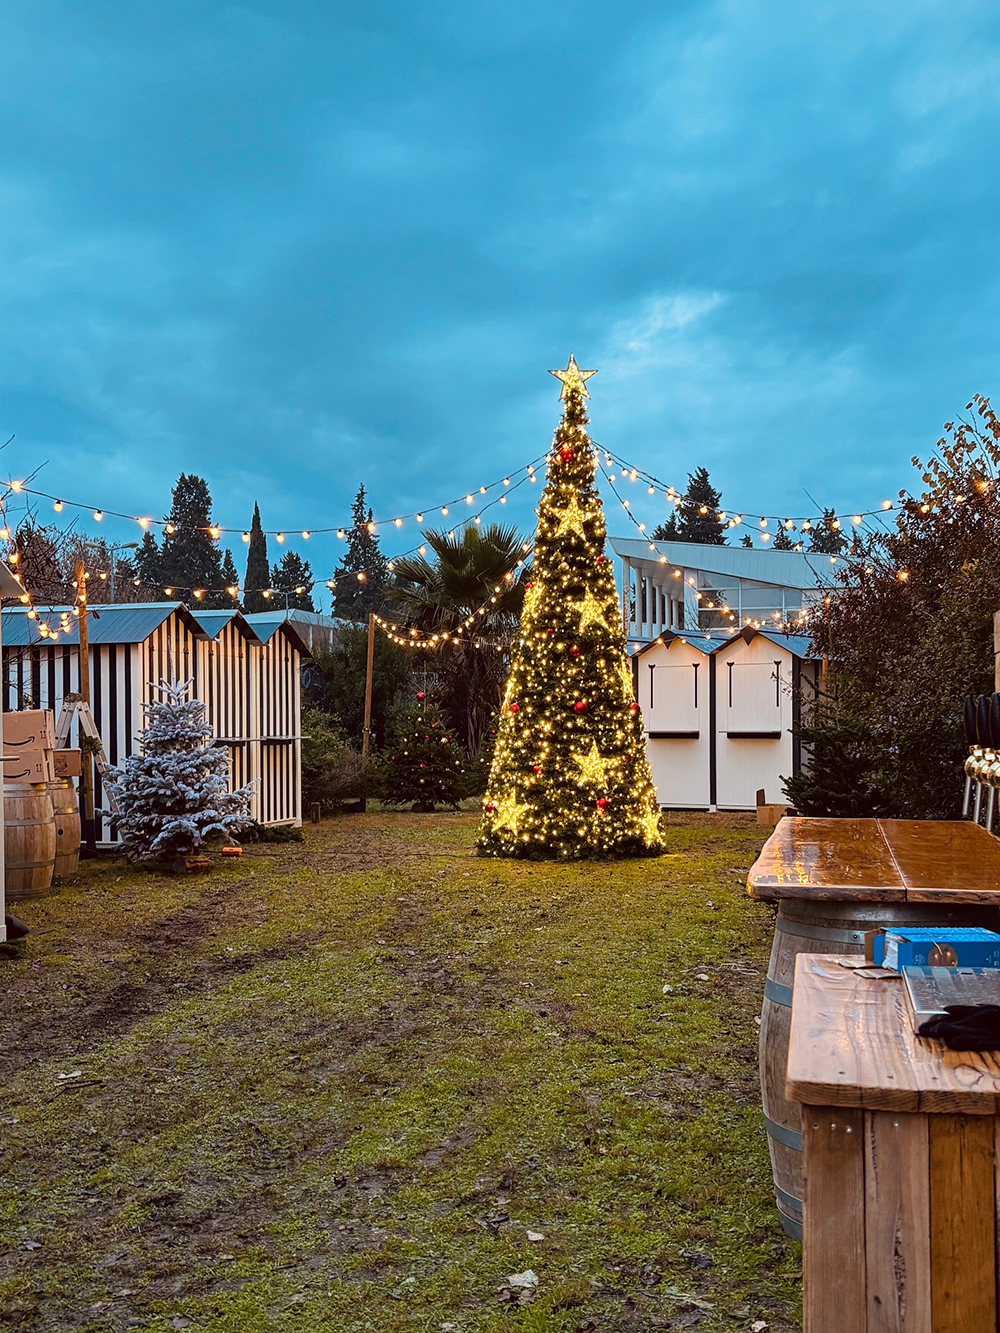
[629, 701, 640, 712]
[596, 797, 610, 811]
[573, 700, 588, 714]
[531, 765, 541, 775]
[484, 801, 496, 813]
[569, 645, 580, 658]
[595, 498, 603, 507]
[545, 627, 554, 635]
[525, 581, 534, 590]
[559, 445, 574, 462]
[595, 555, 606, 565]
[510, 703, 520, 712]
[416, 691, 425, 700]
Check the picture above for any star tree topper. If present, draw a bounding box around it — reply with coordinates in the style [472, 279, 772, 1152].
[549, 353, 597, 400]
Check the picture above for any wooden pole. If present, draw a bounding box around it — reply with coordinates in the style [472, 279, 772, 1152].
[76, 560, 96, 853]
[360, 611, 375, 812]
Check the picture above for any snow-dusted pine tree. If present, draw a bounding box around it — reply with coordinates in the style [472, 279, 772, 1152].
[106, 680, 255, 863]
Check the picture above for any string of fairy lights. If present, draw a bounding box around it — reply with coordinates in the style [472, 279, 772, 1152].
[0, 435, 925, 642]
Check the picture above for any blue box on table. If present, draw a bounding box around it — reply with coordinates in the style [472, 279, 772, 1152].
[873, 926, 1000, 971]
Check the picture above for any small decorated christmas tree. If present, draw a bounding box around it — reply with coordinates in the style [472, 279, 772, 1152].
[106, 680, 255, 863]
[478, 356, 663, 859]
[379, 698, 465, 811]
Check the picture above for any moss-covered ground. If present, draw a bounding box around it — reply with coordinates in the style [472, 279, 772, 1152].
[0, 811, 799, 1332]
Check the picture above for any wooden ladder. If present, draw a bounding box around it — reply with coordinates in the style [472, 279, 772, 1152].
[55, 693, 119, 813]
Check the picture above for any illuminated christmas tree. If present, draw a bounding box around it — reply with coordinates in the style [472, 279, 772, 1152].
[478, 356, 663, 859]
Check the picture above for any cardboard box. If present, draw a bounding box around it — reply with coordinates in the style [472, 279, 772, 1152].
[2, 747, 54, 784]
[3, 709, 56, 751]
[52, 749, 82, 778]
[756, 803, 793, 826]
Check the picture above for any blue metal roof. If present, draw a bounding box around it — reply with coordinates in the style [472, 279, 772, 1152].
[191, 610, 264, 644]
[0, 602, 207, 647]
[611, 536, 833, 590]
[630, 626, 817, 660]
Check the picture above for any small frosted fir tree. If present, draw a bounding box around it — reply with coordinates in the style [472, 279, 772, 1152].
[379, 699, 464, 811]
[479, 356, 663, 859]
[106, 680, 255, 863]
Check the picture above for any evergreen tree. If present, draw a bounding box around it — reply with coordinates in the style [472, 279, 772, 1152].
[740, 533, 754, 548]
[135, 530, 162, 593]
[158, 475, 225, 605]
[772, 525, 794, 550]
[479, 356, 663, 860]
[808, 508, 847, 555]
[651, 468, 726, 544]
[105, 679, 255, 863]
[220, 549, 241, 608]
[243, 503, 270, 614]
[333, 485, 388, 620]
[272, 550, 315, 611]
[378, 700, 465, 811]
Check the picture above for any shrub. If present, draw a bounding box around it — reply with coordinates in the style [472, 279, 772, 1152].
[301, 705, 366, 811]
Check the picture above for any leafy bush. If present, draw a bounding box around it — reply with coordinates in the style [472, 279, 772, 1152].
[301, 705, 366, 811]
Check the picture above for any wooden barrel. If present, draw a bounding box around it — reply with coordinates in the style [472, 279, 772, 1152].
[4, 783, 56, 900]
[760, 897, 1000, 1240]
[48, 779, 81, 881]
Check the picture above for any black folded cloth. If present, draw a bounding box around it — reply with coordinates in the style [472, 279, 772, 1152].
[918, 1004, 1000, 1051]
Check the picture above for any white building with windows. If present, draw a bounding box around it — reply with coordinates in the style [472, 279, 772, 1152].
[612, 537, 834, 638]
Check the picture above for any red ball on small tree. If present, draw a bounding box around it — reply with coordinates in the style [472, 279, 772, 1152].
[629, 701, 640, 712]
[559, 445, 574, 462]
[416, 691, 425, 700]
[531, 765, 541, 775]
[596, 797, 610, 811]
[573, 700, 588, 714]
[509, 703, 520, 713]
[569, 645, 580, 658]
[484, 801, 496, 813]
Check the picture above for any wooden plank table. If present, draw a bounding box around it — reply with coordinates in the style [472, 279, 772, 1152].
[747, 816, 1000, 1240]
[748, 816, 1000, 904]
[788, 954, 1000, 1333]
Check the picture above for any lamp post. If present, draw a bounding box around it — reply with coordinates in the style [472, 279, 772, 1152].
[108, 542, 138, 602]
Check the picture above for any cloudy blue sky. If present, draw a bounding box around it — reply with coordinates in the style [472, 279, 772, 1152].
[3, 0, 1000, 581]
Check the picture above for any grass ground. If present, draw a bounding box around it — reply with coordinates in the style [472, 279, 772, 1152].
[0, 811, 799, 1333]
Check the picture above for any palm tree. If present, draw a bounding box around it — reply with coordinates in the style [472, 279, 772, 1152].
[387, 524, 530, 754]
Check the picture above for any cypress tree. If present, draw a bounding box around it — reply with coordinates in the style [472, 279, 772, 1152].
[219, 549, 241, 609]
[272, 551, 315, 611]
[135, 529, 163, 595]
[158, 475, 225, 601]
[333, 485, 387, 620]
[243, 503, 270, 614]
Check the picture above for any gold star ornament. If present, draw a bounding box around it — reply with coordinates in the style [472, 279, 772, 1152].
[493, 790, 531, 835]
[570, 589, 610, 632]
[549, 353, 597, 400]
[551, 495, 590, 540]
[573, 741, 608, 787]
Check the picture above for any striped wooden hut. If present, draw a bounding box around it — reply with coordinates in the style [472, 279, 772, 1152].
[1, 603, 309, 843]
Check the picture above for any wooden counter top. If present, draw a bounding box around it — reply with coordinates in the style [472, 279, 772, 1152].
[786, 953, 1000, 1114]
[747, 816, 1000, 903]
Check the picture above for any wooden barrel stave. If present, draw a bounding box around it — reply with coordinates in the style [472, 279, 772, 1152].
[48, 779, 81, 881]
[4, 783, 56, 900]
[760, 898, 1000, 1239]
